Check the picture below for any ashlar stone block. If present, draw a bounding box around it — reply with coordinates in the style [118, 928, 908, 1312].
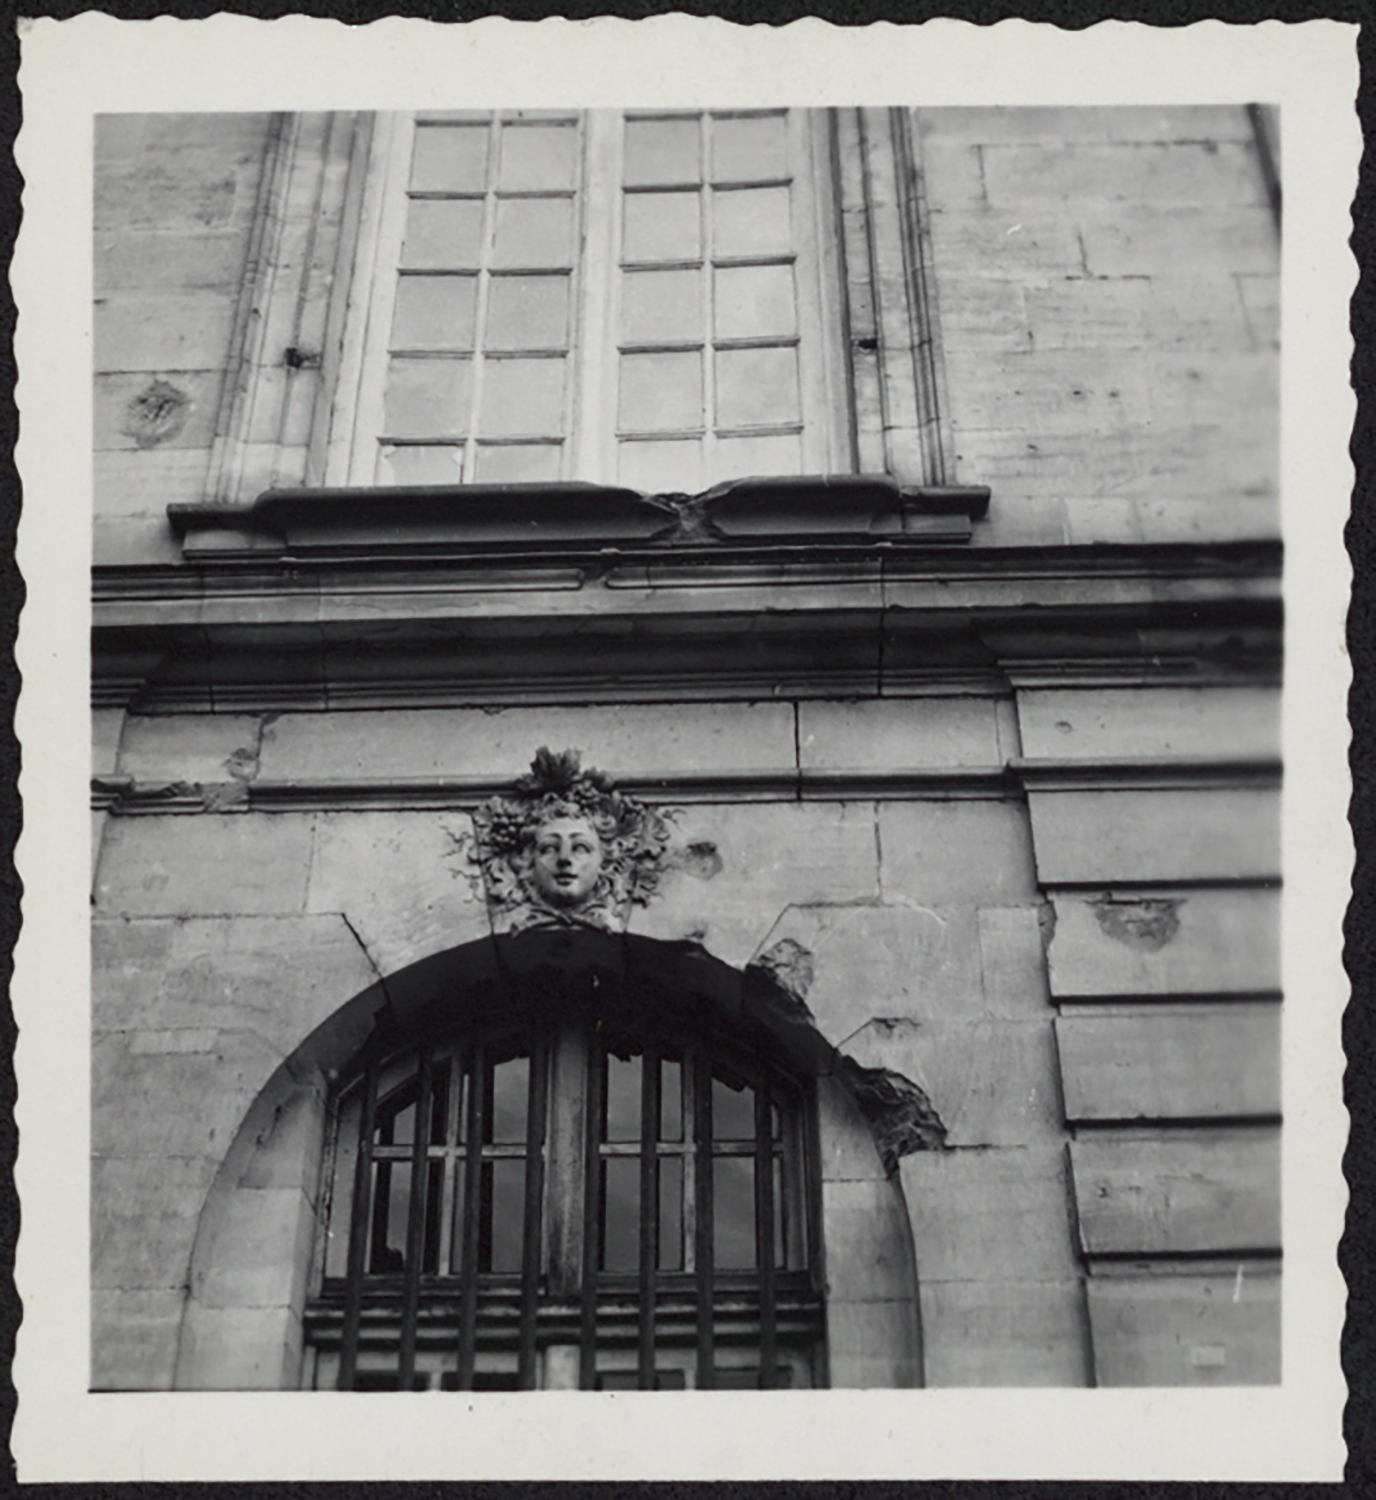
[1017, 685, 1280, 762]
[627, 802, 879, 967]
[919, 1280, 1089, 1386]
[91, 1288, 187, 1390]
[879, 800, 1039, 905]
[821, 1177, 920, 1303]
[746, 902, 983, 1043]
[798, 697, 1003, 776]
[92, 1153, 220, 1291]
[900, 1146, 1079, 1283]
[95, 812, 315, 917]
[117, 713, 266, 786]
[306, 809, 491, 975]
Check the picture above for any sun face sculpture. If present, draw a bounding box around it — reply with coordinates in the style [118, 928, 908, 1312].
[467, 748, 673, 933]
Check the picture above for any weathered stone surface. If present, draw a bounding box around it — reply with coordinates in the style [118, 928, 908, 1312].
[1026, 788, 1280, 884]
[1056, 1005, 1280, 1122]
[305, 809, 490, 975]
[918, 105, 1255, 147]
[746, 902, 982, 1041]
[94, 293, 238, 373]
[92, 914, 377, 1052]
[844, 1018, 1062, 1147]
[798, 697, 1003, 774]
[627, 802, 879, 967]
[91, 1288, 186, 1390]
[1017, 686, 1281, 762]
[821, 1177, 919, 1302]
[977, 905, 1053, 1017]
[174, 1304, 303, 1391]
[95, 813, 316, 917]
[1086, 1272, 1280, 1386]
[826, 1298, 922, 1389]
[1070, 1130, 1281, 1256]
[190, 1185, 316, 1311]
[919, 1280, 1089, 1387]
[93, 1028, 287, 1164]
[1080, 206, 1278, 279]
[900, 1146, 1079, 1282]
[92, 708, 125, 776]
[981, 141, 1266, 209]
[117, 713, 267, 786]
[92, 1153, 220, 1290]
[1047, 888, 1280, 998]
[816, 1075, 889, 1182]
[879, 800, 1039, 904]
[259, 703, 797, 784]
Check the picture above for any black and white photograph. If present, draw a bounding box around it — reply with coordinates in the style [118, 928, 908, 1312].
[11, 13, 1354, 1482]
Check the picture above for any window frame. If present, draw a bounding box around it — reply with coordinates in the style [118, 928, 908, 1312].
[323, 109, 854, 495]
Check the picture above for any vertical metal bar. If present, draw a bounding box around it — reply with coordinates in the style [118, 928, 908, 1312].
[517, 1040, 549, 1390]
[578, 1040, 605, 1391]
[694, 1054, 715, 1390]
[456, 1044, 485, 1391]
[637, 1047, 660, 1390]
[398, 1050, 433, 1389]
[338, 1043, 381, 1391]
[754, 1084, 777, 1389]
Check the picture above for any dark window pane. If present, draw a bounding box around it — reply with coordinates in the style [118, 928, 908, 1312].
[430, 1065, 451, 1145]
[604, 1053, 641, 1143]
[618, 351, 701, 433]
[713, 1155, 756, 1269]
[715, 346, 800, 428]
[489, 1055, 529, 1144]
[712, 1075, 755, 1141]
[369, 1160, 411, 1274]
[658, 1156, 683, 1271]
[712, 185, 792, 257]
[448, 1160, 467, 1274]
[773, 1152, 786, 1268]
[485, 1159, 526, 1273]
[660, 1060, 683, 1140]
[621, 268, 703, 344]
[377, 444, 464, 487]
[424, 1159, 444, 1274]
[601, 1157, 640, 1272]
[485, 275, 569, 350]
[598, 1370, 687, 1390]
[714, 1365, 794, 1389]
[492, 198, 575, 268]
[713, 264, 797, 340]
[624, 117, 701, 186]
[391, 276, 477, 351]
[401, 198, 485, 269]
[441, 1369, 521, 1391]
[623, 190, 701, 262]
[473, 443, 562, 485]
[391, 1098, 416, 1146]
[383, 357, 472, 438]
[498, 124, 578, 191]
[411, 125, 489, 193]
[480, 357, 566, 438]
[711, 114, 788, 183]
[377, 1079, 418, 1146]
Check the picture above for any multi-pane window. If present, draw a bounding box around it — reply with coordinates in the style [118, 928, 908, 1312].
[334, 110, 847, 495]
[304, 1023, 822, 1391]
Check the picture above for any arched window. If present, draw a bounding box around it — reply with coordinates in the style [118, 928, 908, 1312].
[304, 1015, 823, 1391]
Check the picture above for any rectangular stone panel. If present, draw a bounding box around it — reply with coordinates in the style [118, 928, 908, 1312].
[92, 1154, 220, 1291]
[1056, 1005, 1280, 1123]
[798, 697, 1003, 776]
[1086, 1272, 1280, 1385]
[826, 1299, 922, 1389]
[1017, 686, 1280, 762]
[821, 1177, 919, 1302]
[1026, 788, 1280, 884]
[879, 800, 1039, 905]
[259, 702, 797, 784]
[916, 106, 1255, 147]
[1047, 888, 1280, 998]
[94, 292, 239, 373]
[1079, 205, 1278, 278]
[980, 142, 1266, 209]
[900, 1146, 1079, 1282]
[919, 1280, 1090, 1387]
[1069, 1131, 1281, 1256]
[91, 1288, 186, 1390]
[94, 812, 315, 917]
[117, 713, 265, 786]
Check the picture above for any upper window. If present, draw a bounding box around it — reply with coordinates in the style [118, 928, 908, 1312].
[327, 110, 851, 495]
[304, 1017, 823, 1391]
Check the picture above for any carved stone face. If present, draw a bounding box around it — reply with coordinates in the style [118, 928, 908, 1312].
[530, 815, 604, 907]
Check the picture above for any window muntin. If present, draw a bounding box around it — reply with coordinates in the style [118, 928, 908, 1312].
[307, 1022, 820, 1391]
[335, 110, 846, 495]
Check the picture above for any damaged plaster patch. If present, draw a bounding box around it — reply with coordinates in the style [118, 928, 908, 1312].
[748, 936, 814, 1005]
[120, 378, 190, 448]
[1090, 895, 1182, 951]
[837, 1055, 947, 1173]
[667, 840, 724, 881]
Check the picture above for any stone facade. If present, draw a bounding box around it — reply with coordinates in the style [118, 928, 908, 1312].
[91, 107, 1282, 1390]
